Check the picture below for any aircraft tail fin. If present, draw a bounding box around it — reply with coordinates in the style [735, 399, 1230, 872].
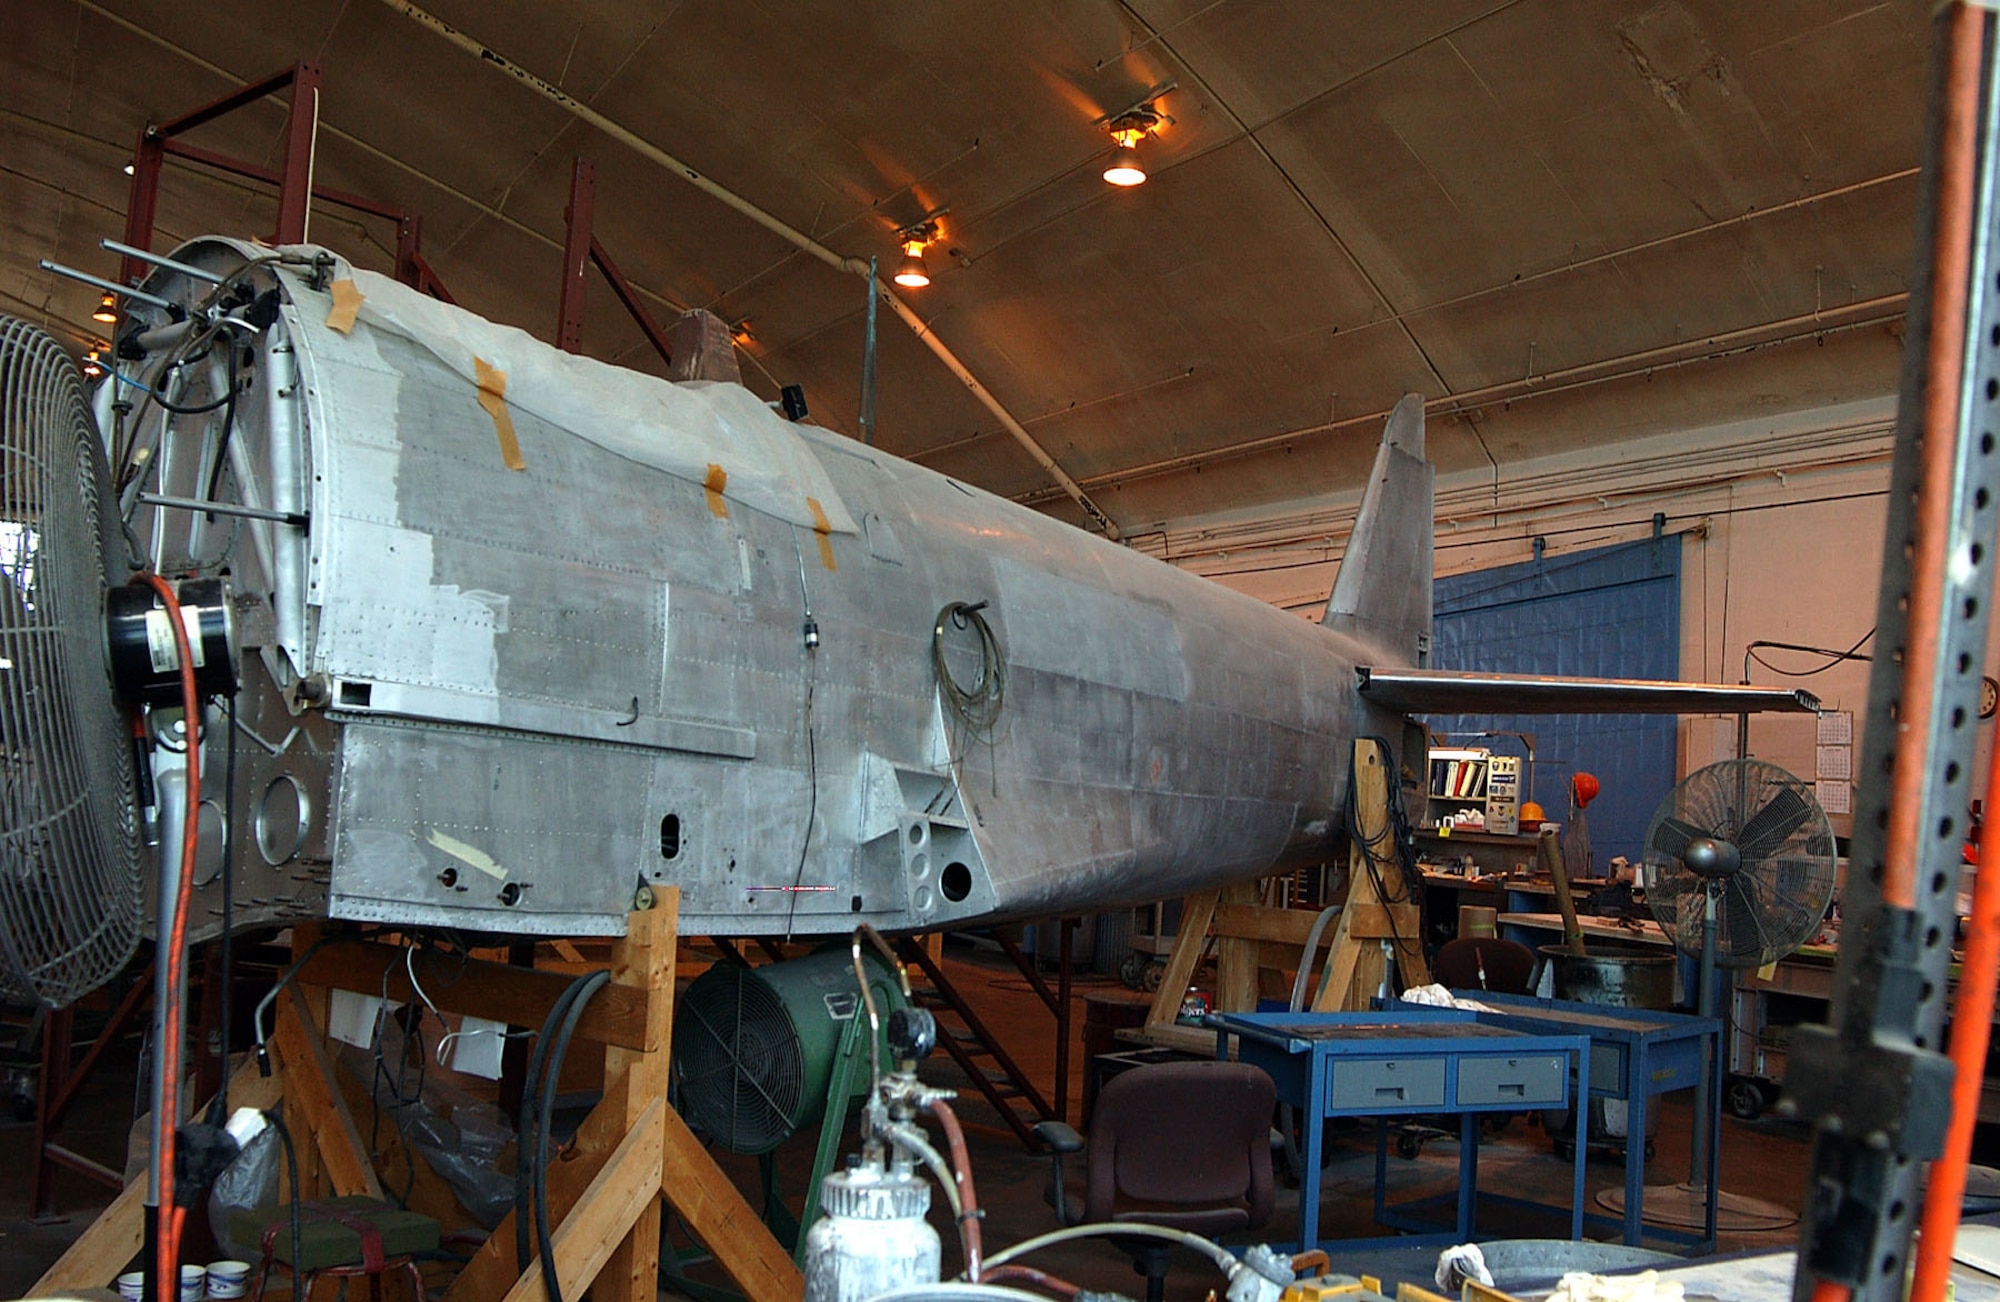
[1322, 394, 1433, 666]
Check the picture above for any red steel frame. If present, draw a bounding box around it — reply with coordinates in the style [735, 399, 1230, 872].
[556, 156, 674, 365]
[36, 56, 467, 1218]
[119, 62, 452, 301]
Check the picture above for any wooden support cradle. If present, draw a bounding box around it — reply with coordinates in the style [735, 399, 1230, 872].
[1135, 740, 1430, 1052]
[28, 887, 804, 1302]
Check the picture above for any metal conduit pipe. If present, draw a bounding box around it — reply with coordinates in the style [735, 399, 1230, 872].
[374, 0, 1121, 539]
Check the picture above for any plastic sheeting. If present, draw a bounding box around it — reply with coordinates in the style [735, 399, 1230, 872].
[336, 265, 858, 535]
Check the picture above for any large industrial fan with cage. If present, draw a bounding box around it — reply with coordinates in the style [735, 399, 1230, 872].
[1602, 757, 1838, 1233]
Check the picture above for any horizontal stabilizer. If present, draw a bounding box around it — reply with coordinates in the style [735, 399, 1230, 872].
[1356, 667, 1819, 716]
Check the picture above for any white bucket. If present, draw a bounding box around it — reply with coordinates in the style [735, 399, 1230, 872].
[206, 1260, 252, 1300]
[114, 1271, 144, 1302]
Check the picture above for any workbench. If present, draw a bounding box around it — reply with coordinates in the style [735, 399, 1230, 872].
[1405, 992, 1723, 1251]
[1421, 872, 1610, 945]
[1205, 1009, 1590, 1252]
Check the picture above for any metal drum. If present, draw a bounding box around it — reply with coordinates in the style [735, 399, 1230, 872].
[1539, 944, 1676, 1008]
[1539, 944, 1676, 1154]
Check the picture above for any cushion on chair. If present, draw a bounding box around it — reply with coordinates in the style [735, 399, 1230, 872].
[233, 1195, 440, 1271]
[1085, 1060, 1276, 1230]
[1433, 937, 1537, 995]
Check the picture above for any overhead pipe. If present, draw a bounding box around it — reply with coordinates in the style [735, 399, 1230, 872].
[373, 0, 1120, 538]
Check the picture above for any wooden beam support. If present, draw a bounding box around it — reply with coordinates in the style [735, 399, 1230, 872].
[1316, 740, 1431, 1010]
[1213, 881, 1264, 1014]
[659, 1105, 803, 1302]
[500, 1101, 665, 1302]
[272, 983, 384, 1201]
[598, 900, 674, 1302]
[1145, 889, 1220, 1028]
[332, 1049, 477, 1233]
[1213, 901, 1322, 946]
[442, 1071, 629, 1302]
[296, 940, 652, 1051]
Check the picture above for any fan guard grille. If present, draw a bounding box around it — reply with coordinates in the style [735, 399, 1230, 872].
[1642, 758, 1836, 968]
[0, 318, 139, 1006]
[674, 963, 805, 1155]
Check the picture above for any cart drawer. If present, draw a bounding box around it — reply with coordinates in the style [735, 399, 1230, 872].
[1328, 1057, 1446, 1111]
[1457, 1053, 1566, 1107]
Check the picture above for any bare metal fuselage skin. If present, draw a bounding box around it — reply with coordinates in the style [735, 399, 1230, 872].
[123, 241, 1415, 939]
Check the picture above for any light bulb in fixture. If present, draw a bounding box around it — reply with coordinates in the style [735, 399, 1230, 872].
[1102, 108, 1162, 187]
[894, 249, 930, 288]
[92, 292, 117, 324]
[81, 348, 103, 378]
[893, 222, 939, 288]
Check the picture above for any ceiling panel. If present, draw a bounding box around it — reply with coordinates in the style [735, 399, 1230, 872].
[0, 0, 1935, 544]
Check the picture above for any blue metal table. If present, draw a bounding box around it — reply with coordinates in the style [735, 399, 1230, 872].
[1417, 992, 1723, 1252]
[1207, 1009, 1590, 1252]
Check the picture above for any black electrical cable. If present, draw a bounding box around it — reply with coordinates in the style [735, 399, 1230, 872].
[932, 602, 1005, 735]
[1344, 736, 1425, 983]
[267, 1110, 303, 1292]
[1744, 628, 1876, 679]
[200, 340, 242, 514]
[782, 676, 818, 941]
[515, 972, 598, 1275]
[514, 970, 609, 1302]
[534, 972, 609, 1302]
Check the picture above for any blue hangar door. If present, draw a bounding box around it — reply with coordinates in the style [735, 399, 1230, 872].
[1424, 536, 1681, 867]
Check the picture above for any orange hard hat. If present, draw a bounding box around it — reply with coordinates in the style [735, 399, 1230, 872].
[1520, 801, 1546, 823]
[1571, 772, 1600, 808]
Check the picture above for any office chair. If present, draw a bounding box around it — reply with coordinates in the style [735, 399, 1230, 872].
[1433, 936, 1538, 994]
[1032, 1060, 1276, 1302]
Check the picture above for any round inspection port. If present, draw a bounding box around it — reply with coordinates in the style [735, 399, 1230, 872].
[940, 861, 972, 903]
[255, 774, 311, 866]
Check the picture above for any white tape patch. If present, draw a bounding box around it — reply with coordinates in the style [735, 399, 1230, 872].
[426, 828, 509, 880]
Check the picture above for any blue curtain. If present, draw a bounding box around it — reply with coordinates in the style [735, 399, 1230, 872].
[1426, 537, 1681, 866]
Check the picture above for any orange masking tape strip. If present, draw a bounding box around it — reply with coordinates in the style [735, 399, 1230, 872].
[325, 279, 363, 334]
[473, 357, 526, 471]
[807, 497, 836, 571]
[704, 464, 729, 518]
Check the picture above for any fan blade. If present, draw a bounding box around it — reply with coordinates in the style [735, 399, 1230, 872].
[1719, 874, 1774, 967]
[1650, 815, 1707, 861]
[1735, 784, 1814, 863]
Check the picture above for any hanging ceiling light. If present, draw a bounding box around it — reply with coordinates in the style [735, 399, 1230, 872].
[1103, 107, 1164, 187]
[894, 220, 940, 288]
[92, 292, 117, 325]
[81, 343, 105, 378]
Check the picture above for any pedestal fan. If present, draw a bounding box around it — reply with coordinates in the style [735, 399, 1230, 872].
[1601, 758, 1837, 1236]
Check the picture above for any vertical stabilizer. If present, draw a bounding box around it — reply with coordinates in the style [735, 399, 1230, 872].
[1323, 393, 1433, 666]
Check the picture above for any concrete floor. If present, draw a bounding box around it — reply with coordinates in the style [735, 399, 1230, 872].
[1, 940, 1820, 1300]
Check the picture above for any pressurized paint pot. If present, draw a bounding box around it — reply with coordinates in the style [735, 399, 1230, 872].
[802, 1162, 940, 1302]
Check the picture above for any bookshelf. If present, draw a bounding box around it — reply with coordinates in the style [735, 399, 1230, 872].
[1426, 747, 1489, 828]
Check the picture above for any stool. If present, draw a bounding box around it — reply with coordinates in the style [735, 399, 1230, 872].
[245, 1198, 437, 1302]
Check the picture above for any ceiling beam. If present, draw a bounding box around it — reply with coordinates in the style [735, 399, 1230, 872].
[374, 0, 1123, 540]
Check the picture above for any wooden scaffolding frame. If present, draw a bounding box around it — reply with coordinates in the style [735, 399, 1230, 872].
[1136, 739, 1430, 1050]
[29, 887, 804, 1302]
